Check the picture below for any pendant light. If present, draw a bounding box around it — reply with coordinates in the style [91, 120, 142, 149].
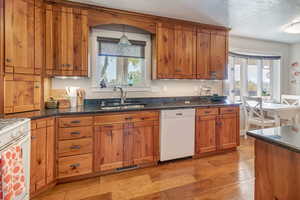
[119, 25, 132, 46]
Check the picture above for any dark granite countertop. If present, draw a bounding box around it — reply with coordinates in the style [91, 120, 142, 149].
[2, 98, 240, 120]
[247, 126, 300, 153]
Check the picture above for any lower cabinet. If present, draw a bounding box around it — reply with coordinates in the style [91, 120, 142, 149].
[30, 117, 55, 196]
[195, 106, 239, 156]
[94, 111, 160, 172]
[4, 73, 41, 114]
[57, 116, 94, 179]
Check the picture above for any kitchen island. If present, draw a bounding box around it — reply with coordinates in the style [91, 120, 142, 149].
[247, 126, 300, 200]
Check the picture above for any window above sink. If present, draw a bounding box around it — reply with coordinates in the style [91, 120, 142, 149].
[90, 27, 152, 91]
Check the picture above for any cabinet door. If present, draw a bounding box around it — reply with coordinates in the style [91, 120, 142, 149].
[196, 30, 211, 79]
[4, 74, 41, 114]
[210, 31, 228, 80]
[132, 121, 155, 165]
[174, 26, 196, 79]
[34, 5, 45, 75]
[123, 121, 155, 166]
[156, 24, 175, 79]
[73, 9, 88, 76]
[218, 114, 238, 150]
[5, 0, 35, 74]
[46, 125, 55, 184]
[94, 125, 124, 172]
[195, 115, 217, 154]
[31, 126, 47, 192]
[45, 5, 88, 77]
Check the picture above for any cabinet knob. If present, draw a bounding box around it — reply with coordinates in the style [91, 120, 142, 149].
[6, 58, 11, 63]
[175, 69, 181, 72]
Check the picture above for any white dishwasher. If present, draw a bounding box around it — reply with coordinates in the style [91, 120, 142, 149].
[160, 109, 195, 161]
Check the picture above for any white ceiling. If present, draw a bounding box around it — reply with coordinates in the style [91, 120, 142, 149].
[71, 0, 300, 44]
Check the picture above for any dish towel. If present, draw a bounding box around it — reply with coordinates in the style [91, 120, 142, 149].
[0, 145, 26, 200]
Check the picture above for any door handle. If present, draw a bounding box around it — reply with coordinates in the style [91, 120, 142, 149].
[70, 145, 81, 150]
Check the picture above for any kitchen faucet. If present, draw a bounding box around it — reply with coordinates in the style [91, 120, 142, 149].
[113, 86, 127, 104]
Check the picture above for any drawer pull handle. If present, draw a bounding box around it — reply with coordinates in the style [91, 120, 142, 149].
[176, 113, 183, 116]
[70, 132, 80, 135]
[104, 125, 113, 128]
[226, 109, 234, 112]
[70, 120, 81, 124]
[70, 145, 81, 150]
[70, 163, 80, 169]
[141, 117, 149, 120]
[125, 117, 133, 120]
[204, 111, 211, 114]
[31, 136, 37, 139]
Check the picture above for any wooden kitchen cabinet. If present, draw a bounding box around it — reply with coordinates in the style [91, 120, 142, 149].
[94, 124, 124, 171]
[174, 25, 196, 79]
[156, 23, 175, 79]
[196, 29, 211, 79]
[196, 29, 228, 80]
[210, 30, 228, 80]
[156, 23, 196, 79]
[195, 106, 239, 157]
[4, 74, 41, 114]
[57, 116, 94, 179]
[94, 111, 159, 172]
[30, 118, 55, 195]
[195, 115, 217, 154]
[218, 113, 239, 150]
[45, 4, 89, 77]
[4, 0, 37, 74]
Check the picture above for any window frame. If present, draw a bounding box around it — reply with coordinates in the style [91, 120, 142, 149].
[227, 53, 280, 102]
[90, 28, 152, 92]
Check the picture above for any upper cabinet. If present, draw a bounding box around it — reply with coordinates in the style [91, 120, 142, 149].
[45, 4, 89, 77]
[174, 25, 196, 79]
[155, 23, 228, 80]
[156, 23, 175, 79]
[155, 23, 196, 79]
[210, 30, 228, 80]
[4, 0, 37, 74]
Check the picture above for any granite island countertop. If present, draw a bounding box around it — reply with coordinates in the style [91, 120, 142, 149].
[247, 126, 300, 153]
[2, 98, 240, 120]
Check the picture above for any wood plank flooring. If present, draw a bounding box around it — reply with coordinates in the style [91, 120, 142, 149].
[33, 137, 254, 200]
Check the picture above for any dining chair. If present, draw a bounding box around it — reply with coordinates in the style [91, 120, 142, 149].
[281, 94, 300, 106]
[242, 96, 277, 138]
[280, 94, 300, 125]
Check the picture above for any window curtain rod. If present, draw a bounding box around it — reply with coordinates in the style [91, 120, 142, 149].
[229, 52, 281, 60]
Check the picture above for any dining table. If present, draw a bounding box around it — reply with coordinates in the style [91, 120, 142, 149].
[248, 102, 300, 126]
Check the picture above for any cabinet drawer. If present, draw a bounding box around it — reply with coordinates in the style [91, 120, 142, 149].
[220, 107, 238, 115]
[58, 117, 93, 128]
[197, 108, 219, 116]
[58, 138, 93, 157]
[59, 126, 93, 140]
[58, 154, 92, 179]
[94, 111, 159, 125]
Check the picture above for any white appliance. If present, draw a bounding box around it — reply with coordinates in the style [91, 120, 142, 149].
[0, 118, 30, 200]
[160, 109, 195, 161]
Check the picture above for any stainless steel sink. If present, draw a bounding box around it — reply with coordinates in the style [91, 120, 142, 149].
[100, 104, 145, 110]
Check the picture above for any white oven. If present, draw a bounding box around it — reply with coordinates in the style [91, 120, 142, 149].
[0, 119, 30, 200]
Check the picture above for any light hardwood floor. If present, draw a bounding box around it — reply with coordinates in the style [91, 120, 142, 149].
[34, 137, 254, 200]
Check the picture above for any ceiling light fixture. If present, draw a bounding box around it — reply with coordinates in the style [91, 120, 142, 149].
[284, 21, 300, 34]
[119, 25, 131, 46]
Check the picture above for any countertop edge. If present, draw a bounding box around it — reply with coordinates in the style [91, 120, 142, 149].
[3, 102, 241, 120]
[247, 131, 300, 154]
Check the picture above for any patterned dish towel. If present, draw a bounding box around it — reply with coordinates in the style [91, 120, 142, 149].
[0, 145, 26, 200]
